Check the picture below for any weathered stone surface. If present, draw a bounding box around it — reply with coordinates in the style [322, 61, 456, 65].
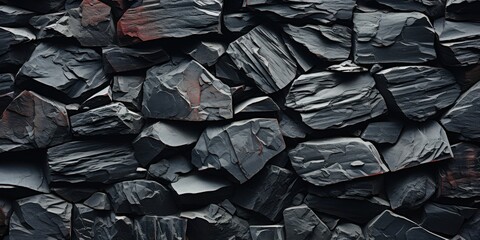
[182, 204, 252, 240]
[283, 24, 351, 62]
[436, 19, 480, 67]
[331, 223, 364, 240]
[148, 155, 193, 183]
[365, 210, 446, 240]
[234, 96, 280, 114]
[282, 32, 317, 73]
[215, 55, 244, 86]
[0, 155, 49, 194]
[112, 76, 143, 111]
[83, 192, 111, 211]
[226, 25, 297, 94]
[0, 73, 13, 94]
[289, 138, 388, 187]
[71, 102, 144, 136]
[446, 0, 480, 21]
[419, 203, 476, 236]
[250, 225, 285, 240]
[441, 81, 480, 141]
[133, 121, 201, 167]
[361, 122, 403, 144]
[438, 142, 480, 198]
[0, 0, 66, 13]
[16, 43, 109, 102]
[28, 11, 68, 39]
[0, 5, 36, 27]
[278, 111, 310, 139]
[171, 172, 232, 206]
[0, 91, 70, 153]
[9, 194, 72, 240]
[102, 45, 170, 73]
[386, 170, 436, 210]
[142, 59, 233, 121]
[79, 86, 112, 110]
[380, 121, 453, 171]
[48, 140, 141, 184]
[52, 187, 97, 203]
[327, 60, 368, 73]
[117, 0, 223, 44]
[283, 205, 331, 240]
[223, 12, 259, 34]
[375, 66, 461, 121]
[363, 0, 445, 17]
[308, 176, 384, 199]
[0, 27, 35, 57]
[285, 72, 387, 130]
[106, 180, 178, 216]
[134, 216, 187, 240]
[354, 12, 436, 64]
[185, 41, 225, 67]
[231, 165, 301, 221]
[192, 118, 286, 183]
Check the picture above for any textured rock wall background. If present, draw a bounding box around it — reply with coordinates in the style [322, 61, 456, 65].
[0, 0, 479, 239]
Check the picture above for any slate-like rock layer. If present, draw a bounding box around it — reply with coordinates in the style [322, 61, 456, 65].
[436, 19, 480, 67]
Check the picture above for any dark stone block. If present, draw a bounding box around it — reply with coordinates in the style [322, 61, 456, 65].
[0, 199, 12, 238]
[308, 176, 384, 199]
[419, 203, 477, 236]
[170, 172, 232, 206]
[134, 216, 187, 240]
[278, 111, 310, 139]
[0, 0, 66, 13]
[250, 225, 285, 240]
[112, 76, 143, 111]
[446, 0, 480, 21]
[386, 170, 436, 210]
[0, 154, 49, 194]
[436, 19, 480, 67]
[79, 86, 112, 110]
[362, 0, 445, 17]
[83, 192, 111, 211]
[456, 210, 480, 240]
[223, 12, 259, 34]
[331, 223, 364, 240]
[102, 45, 170, 73]
[148, 155, 193, 183]
[361, 122, 403, 144]
[0, 5, 36, 27]
[234, 96, 280, 115]
[185, 41, 225, 67]
[52, 187, 97, 202]
[283, 205, 331, 240]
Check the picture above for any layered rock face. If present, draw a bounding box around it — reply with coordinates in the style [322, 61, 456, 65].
[1, 0, 480, 239]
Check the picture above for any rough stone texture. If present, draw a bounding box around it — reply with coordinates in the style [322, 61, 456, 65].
[438, 142, 480, 198]
[0, 91, 70, 153]
[375, 66, 461, 121]
[446, 0, 480, 21]
[102, 45, 170, 73]
[363, 0, 445, 17]
[0, 199, 12, 238]
[0, 0, 66, 13]
[182, 204, 252, 240]
[70, 102, 144, 136]
[133, 121, 201, 167]
[79, 86, 112, 110]
[192, 118, 286, 183]
[354, 12, 436, 64]
[9, 194, 72, 240]
[142, 59, 233, 121]
[171, 172, 232, 206]
[278, 111, 310, 139]
[361, 122, 403, 144]
[283, 24, 351, 62]
[117, 0, 223, 44]
[419, 203, 476, 236]
[308, 176, 384, 199]
[83, 192, 111, 211]
[0, 156, 49, 194]
[386, 170, 436, 210]
[226, 25, 297, 94]
[234, 96, 280, 114]
[106, 180, 178, 216]
[0, 73, 13, 94]
[441, 81, 480, 141]
[0, 5, 36, 27]
[16, 43, 109, 102]
[289, 138, 388, 186]
[112, 76, 143, 111]
[380, 121, 453, 171]
[134, 216, 187, 240]
[456, 210, 480, 240]
[185, 41, 225, 67]
[48, 140, 141, 184]
[331, 223, 364, 240]
[230, 165, 301, 221]
[285, 72, 387, 130]
[147, 155, 193, 183]
[0, 27, 35, 56]
[250, 225, 285, 240]
[436, 19, 480, 67]
[327, 60, 368, 73]
[223, 12, 259, 34]
[283, 205, 331, 240]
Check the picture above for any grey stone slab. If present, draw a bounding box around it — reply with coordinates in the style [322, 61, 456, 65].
[331, 223, 364, 240]
[234, 96, 280, 114]
[250, 225, 285, 240]
[83, 192, 111, 211]
[112, 76, 143, 111]
[0, 5, 36, 27]
[134, 216, 187, 240]
[0, 155, 49, 194]
[361, 122, 403, 144]
[386, 170, 436, 210]
[185, 41, 225, 67]
[283, 205, 331, 240]
[446, 0, 480, 22]
[170, 172, 232, 206]
[148, 155, 193, 183]
[419, 203, 477, 236]
[102, 45, 170, 73]
[436, 19, 480, 67]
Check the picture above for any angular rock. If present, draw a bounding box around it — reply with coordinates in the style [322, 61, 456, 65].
[234, 96, 280, 115]
[281, 33, 317, 72]
[436, 19, 480, 67]
[9, 194, 72, 240]
[283, 24, 351, 62]
[438, 142, 480, 198]
[231, 165, 301, 221]
[102, 45, 170, 73]
[192, 118, 286, 183]
[361, 122, 403, 144]
[28, 11, 69, 39]
[283, 205, 331, 240]
[250, 225, 285, 240]
[308, 176, 384, 199]
[52, 187, 97, 203]
[16, 43, 109, 102]
[133, 121, 201, 167]
[0, 5, 36, 27]
[0, 73, 13, 94]
[48, 140, 141, 184]
[0, 27, 35, 57]
[327, 60, 368, 73]
[365, 210, 446, 240]
[354, 12, 436, 64]
[72, 204, 102, 240]
[223, 12, 259, 34]
[380, 121, 453, 171]
[278, 111, 309, 139]
[215, 55, 244, 86]
[289, 138, 389, 187]
[441, 81, 480, 141]
[79, 86, 112, 110]
[181, 204, 251, 240]
[0, 199, 12, 238]
[419, 203, 476, 236]
[456, 210, 480, 240]
[363, 0, 445, 17]
[0, 92, 13, 114]
[142, 59, 233, 121]
[0, 0, 66, 13]
[117, 0, 223, 44]
[331, 223, 364, 240]
[386, 170, 436, 210]
[0, 91, 70, 153]
[148, 155, 193, 183]
[226, 25, 297, 94]
[0, 154, 49, 194]
[285, 72, 387, 130]
[106, 180, 178, 216]
[83, 192, 111, 211]
[170, 173, 232, 206]
[446, 0, 480, 21]
[375, 66, 461, 121]
[71, 102, 144, 136]
[134, 216, 187, 240]
[112, 76, 143, 111]
[185, 41, 225, 66]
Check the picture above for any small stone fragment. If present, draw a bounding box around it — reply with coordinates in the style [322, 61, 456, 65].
[308, 176, 384, 199]
[79, 86, 112, 110]
[102, 45, 170, 73]
[170, 172, 232, 206]
[0, 5, 36, 27]
[446, 0, 480, 21]
[386, 170, 436, 210]
[134, 216, 187, 240]
[361, 122, 403, 144]
[234, 96, 280, 115]
[112, 76, 143, 111]
[436, 19, 480, 67]
[0, 154, 49, 194]
[223, 12, 259, 33]
[331, 223, 364, 240]
[419, 203, 477, 236]
[278, 111, 310, 139]
[0, 26, 35, 57]
[250, 225, 285, 240]
[283, 205, 332, 240]
[185, 41, 225, 66]
[147, 155, 193, 183]
[83, 192, 111, 211]
[327, 60, 368, 73]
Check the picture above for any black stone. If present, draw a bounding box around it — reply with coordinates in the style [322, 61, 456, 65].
[436, 19, 480, 67]
[214, 55, 244, 86]
[223, 12, 259, 34]
[192, 118, 285, 183]
[0, 0, 65, 13]
[278, 111, 310, 139]
[83, 192, 111, 211]
[0, 199, 12, 238]
[79, 86, 112, 110]
[456, 210, 480, 240]
[289, 138, 388, 186]
[283, 205, 332, 240]
[170, 172, 232, 206]
[52, 187, 97, 202]
[308, 176, 384, 199]
[361, 122, 403, 144]
[327, 60, 368, 73]
[112, 76, 143, 111]
[446, 0, 480, 22]
[285, 72, 387, 130]
[134, 215, 187, 240]
[386, 170, 436, 210]
[106, 179, 178, 216]
[250, 225, 285, 240]
[142, 59, 233, 121]
[331, 223, 364, 240]
[419, 203, 477, 236]
[354, 12, 436, 64]
[362, 0, 445, 17]
[0, 155, 49, 194]
[185, 41, 225, 67]
[0, 26, 35, 69]
[0, 5, 36, 27]
[0, 73, 13, 94]
[102, 45, 170, 73]
[148, 155, 193, 183]
[234, 96, 280, 115]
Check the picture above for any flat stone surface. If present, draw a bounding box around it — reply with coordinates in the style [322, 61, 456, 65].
[112, 76, 143, 111]
[234, 96, 280, 115]
[364, 0, 445, 17]
[375, 66, 461, 121]
[142, 59, 233, 121]
[436, 19, 480, 67]
[354, 12, 436, 64]
[170, 172, 232, 206]
[0, 91, 70, 153]
[446, 0, 480, 21]
[102, 45, 170, 73]
[226, 25, 297, 94]
[308, 176, 384, 199]
[192, 118, 286, 183]
[250, 225, 285, 240]
[283, 205, 331, 240]
[0, 5, 36, 27]
[380, 121, 453, 171]
[419, 203, 476, 236]
[331, 223, 364, 240]
[83, 192, 111, 211]
[0, 155, 49, 194]
[0, 27, 35, 56]
[134, 216, 187, 240]
[289, 138, 388, 186]
[361, 122, 403, 144]
[285, 72, 387, 130]
[0, 0, 65, 13]
[185, 41, 225, 67]
[148, 155, 193, 183]
[386, 170, 436, 210]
